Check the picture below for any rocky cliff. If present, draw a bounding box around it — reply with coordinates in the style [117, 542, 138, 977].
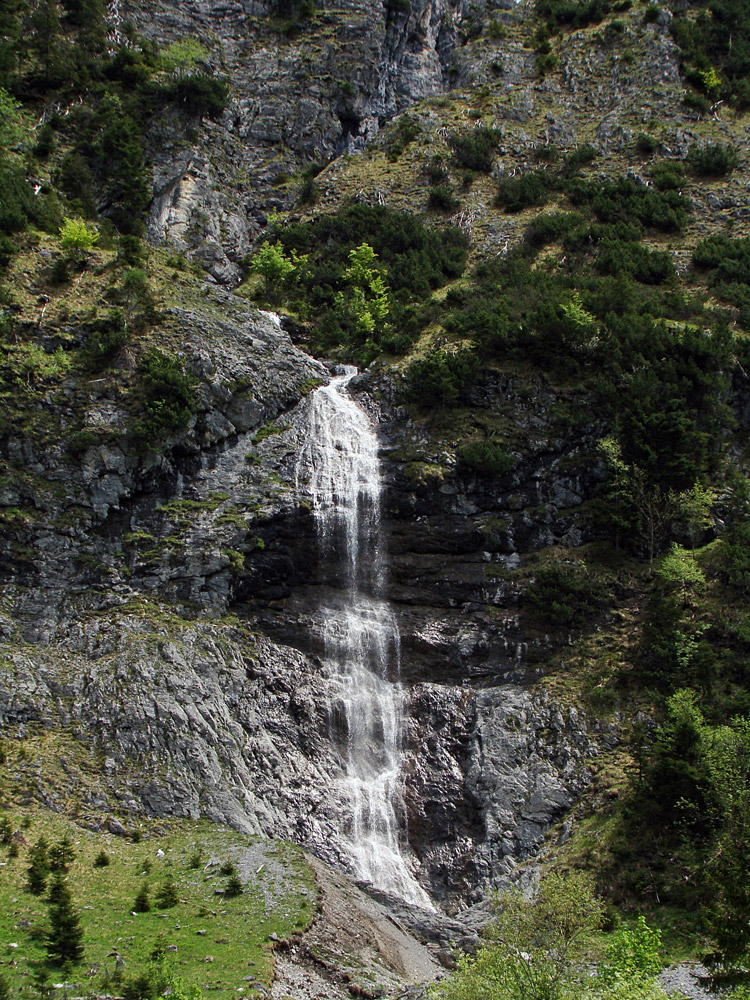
[3, 0, 748, 951]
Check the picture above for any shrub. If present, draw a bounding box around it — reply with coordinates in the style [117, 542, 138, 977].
[225, 874, 243, 897]
[562, 142, 597, 172]
[596, 240, 675, 284]
[168, 73, 229, 118]
[649, 159, 686, 191]
[134, 349, 196, 448]
[448, 127, 500, 173]
[686, 142, 739, 178]
[403, 347, 479, 408]
[496, 170, 552, 212]
[94, 850, 110, 867]
[526, 562, 607, 626]
[524, 211, 583, 247]
[457, 440, 516, 477]
[428, 185, 459, 212]
[636, 132, 659, 155]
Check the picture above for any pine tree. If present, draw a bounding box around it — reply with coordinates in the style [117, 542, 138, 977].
[46, 872, 84, 967]
[28, 0, 67, 87]
[133, 881, 151, 912]
[49, 835, 75, 873]
[155, 876, 178, 909]
[26, 835, 50, 895]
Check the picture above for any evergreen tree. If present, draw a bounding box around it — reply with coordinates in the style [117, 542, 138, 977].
[133, 881, 151, 912]
[46, 872, 84, 967]
[155, 876, 179, 909]
[0, 0, 28, 90]
[28, 0, 67, 88]
[26, 835, 50, 895]
[49, 835, 75, 872]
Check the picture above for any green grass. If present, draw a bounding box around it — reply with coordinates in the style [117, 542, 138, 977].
[0, 807, 317, 998]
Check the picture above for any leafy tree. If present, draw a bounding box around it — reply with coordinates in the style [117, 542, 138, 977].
[598, 439, 703, 570]
[46, 872, 84, 967]
[431, 872, 603, 1000]
[655, 544, 705, 605]
[333, 242, 390, 340]
[59, 217, 98, 261]
[134, 349, 196, 447]
[403, 347, 479, 408]
[26, 835, 50, 894]
[251, 240, 305, 300]
[702, 717, 750, 971]
[598, 916, 662, 986]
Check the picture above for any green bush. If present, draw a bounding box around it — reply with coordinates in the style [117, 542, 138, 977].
[81, 310, 128, 370]
[134, 349, 196, 448]
[457, 440, 516, 477]
[168, 73, 229, 119]
[636, 132, 660, 155]
[526, 562, 607, 626]
[524, 211, 583, 247]
[496, 170, 552, 212]
[402, 347, 479, 408]
[562, 142, 597, 172]
[448, 127, 500, 172]
[686, 142, 739, 178]
[596, 240, 675, 284]
[427, 185, 459, 212]
[649, 159, 686, 191]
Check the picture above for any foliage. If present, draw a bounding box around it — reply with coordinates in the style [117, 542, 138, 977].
[332, 242, 390, 342]
[46, 872, 84, 967]
[670, 0, 750, 108]
[686, 143, 739, 178]
[251, 241, 306, 297]
[81, 310, 129, 370]
[430, 872, 603, 1000]
[402, 348, 479, 408]
[270, 205, 467, 356]
[655, 544, 705, 603]
[598, 916, 662, 986]
[526, 561, 607, 626]
[26, 836, 50, 895]
[536, 0, 614, 31]
[134, 882, 152, 913]
[93, 850, 110, 867]
[160, 38, 210, 75]
[448, 127, 501, 173]
[155, 877, 179, 909]
[59, 217, 98, 259]
[496, 169, 552, 213]
[428, 185, 460, 213]
[167, 74, 229, 119]
[49, 836, 76, 873]
[134, 349, 196, 448]
[457, 440, 516, 477]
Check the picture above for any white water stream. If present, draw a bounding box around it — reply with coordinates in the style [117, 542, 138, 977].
[296, 367, 431, 908]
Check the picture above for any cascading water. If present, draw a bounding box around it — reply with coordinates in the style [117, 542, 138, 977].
[296, 367, 431, 909]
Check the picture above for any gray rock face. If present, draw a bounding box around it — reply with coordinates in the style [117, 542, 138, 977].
[126, 0, 469, 278]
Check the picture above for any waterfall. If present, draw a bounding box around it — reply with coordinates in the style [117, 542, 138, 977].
[296, 367, 431, 909]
